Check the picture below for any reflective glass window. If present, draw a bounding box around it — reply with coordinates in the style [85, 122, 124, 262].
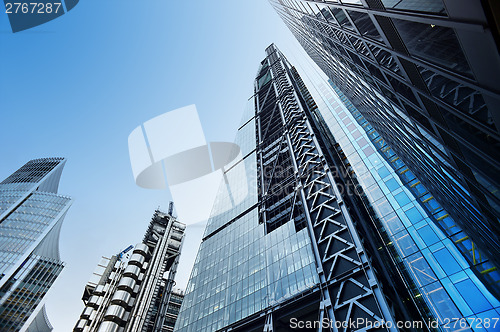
[385, 178, 399, 191]
[394, 230, 418, 257]
[454, 279, 492, 313]
[423, 281, 462, 321]
[347, 10, 383, 42]
[383, 213, 405, 235]
[395, 191, 411, 207]
[433, 247, 461, 274]
[340, 0, 362, 5]
[331, 8, 354, 29]
[417, 225, 440, 246]
[404, 206, 423, 223]
[381, 0, 445, 15]
[377, 166, 390, 178]
[362, 146, 375, 156]
[407, 252, 437, 286]
[392, 19, 472, 77]
[356, 137, 368, 148]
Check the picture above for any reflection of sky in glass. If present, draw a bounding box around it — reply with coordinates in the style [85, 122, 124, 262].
[297, 64, 500, 326]
[0, 192, 70, 275]
[177, 76, 319, 332]
[177, 208, 318, 332]
[204, 114, 258, 236]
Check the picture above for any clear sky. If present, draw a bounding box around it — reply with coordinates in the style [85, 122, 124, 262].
[0, 1, 312, 330]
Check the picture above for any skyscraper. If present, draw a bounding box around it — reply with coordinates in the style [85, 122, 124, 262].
[74, 209, 185, 332]
[175, 45, 500, 332]
[0, 157, 73, 331]
[269, 0, 500, 281]
[300, 60, 500, 330]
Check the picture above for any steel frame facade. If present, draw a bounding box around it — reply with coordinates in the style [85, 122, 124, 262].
[269, 0, 500, 275]
[74, 211, 185, 332]
[252, 44, 399, 331]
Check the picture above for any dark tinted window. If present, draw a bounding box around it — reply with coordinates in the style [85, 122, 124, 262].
[392, 19, 472, 77]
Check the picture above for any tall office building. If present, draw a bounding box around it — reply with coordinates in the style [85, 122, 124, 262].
[74, 209, 185, 332]
[269, 0, 500, 287]
[302, 62, 500, 330]
[0, 157, 73, 331]
[175, 45, 500, 332]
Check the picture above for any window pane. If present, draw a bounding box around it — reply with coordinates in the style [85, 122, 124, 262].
[392, 19, 472, 77]
[382, 0, 445, 15]
[331, 8, 353, 29]
[348, 10, 383, 42]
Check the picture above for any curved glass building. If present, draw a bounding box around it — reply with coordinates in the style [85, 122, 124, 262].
[0, 157, 73, 331]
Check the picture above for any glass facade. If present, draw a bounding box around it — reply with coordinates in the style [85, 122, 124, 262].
[25, 305, 54, 332]
[176, 40, 500, 330]
[164, 289, 184, 332]
[0, 157, 72, 331]
[301, 65, 500, 329]
[270, 0, 500, 303]
[176, 45, 441, 331]
[176, 96, 320, 331]
[178, 208, 318, 331]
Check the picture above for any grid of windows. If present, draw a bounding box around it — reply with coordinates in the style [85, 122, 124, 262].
[177, 209, 318, 332]
[0, 158, 72, 330]
[0, 193, 70, 274]
[305, 73, 500, 328]
[178, 45, 423, 332]
[330, 83, 500, 291]
[270, 0, 500, 278]
[0, 158, 62, 186]
[0, 256, 64, 331]
[175, 100, 319, 330]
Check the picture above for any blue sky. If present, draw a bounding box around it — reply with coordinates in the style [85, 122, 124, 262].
[0, 0, 311, 330]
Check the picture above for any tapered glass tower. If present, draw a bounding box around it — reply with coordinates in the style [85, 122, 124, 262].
[0, 157, 72, 331]
[175, 45, 500, 332]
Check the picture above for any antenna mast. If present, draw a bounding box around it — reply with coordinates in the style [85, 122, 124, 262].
[168, 201, 174, 216]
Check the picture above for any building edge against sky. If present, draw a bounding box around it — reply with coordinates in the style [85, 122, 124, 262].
[0, 157, 73, 331]
[269, 0, 500, 289]
[25, 305, 53, 332]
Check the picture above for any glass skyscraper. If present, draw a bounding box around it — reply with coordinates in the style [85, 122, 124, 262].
[269, 0, 500, 294]
[0, 157, 73, 331]
[175, 45, 500, 331]
[301, 60, 500, 330]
